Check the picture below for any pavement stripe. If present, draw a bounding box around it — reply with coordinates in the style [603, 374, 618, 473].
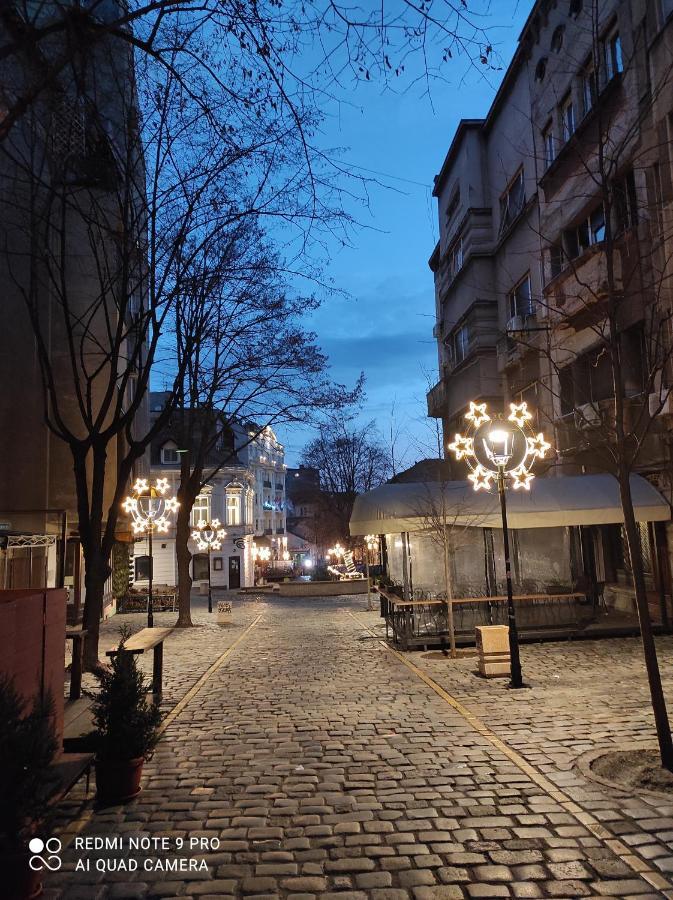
[348, 611, 673, 899]
[58, 613, 263, 849]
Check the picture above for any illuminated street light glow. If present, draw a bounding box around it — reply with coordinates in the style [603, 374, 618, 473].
[123, 477, 179, 628]
[448, 400, 551, 689]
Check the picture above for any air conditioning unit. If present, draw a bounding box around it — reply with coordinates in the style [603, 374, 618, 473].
[575, 402, 601, 429]
[648, 391, 673, 417]
[507, 315, 524, 333]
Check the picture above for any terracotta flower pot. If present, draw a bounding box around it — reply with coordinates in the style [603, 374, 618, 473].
[95, 756, 144, 804]
[1, 845, 42, 900]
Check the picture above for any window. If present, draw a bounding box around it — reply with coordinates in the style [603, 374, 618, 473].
[192, 554, 209, 581]
[508, 274, 534, 319]
[563, 204, 605, 258]
[549, 245, 564, 280]
[447, 324, 470, 367]
[535, 58, 547, 82]
[446, 188, 460, 221]
[614, 170, 638, 234]
[551, 26, 565, 53]
[226, 492, 241, 526]
[499, 169, 525, 234]
[542, 123, 555, 169]
[135, 555, 152, 581]
[662, 0, 673, 25]
[213, 557, 223, 571]
[649, 163, 664, 237]
[561, 95, 576, 142]
[160, 443, 179, 464]
[581, 64, 595, 116]
[191, 494, 210, 526]
[569, 0, 582, 17]
[448, 236, 464, 278]
[603, 31, 623, 82]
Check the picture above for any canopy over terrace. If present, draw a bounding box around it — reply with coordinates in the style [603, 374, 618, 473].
[349, 473, 670, 536]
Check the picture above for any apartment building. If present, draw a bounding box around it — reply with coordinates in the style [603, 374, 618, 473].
[0, 1, 148, 617]
[428, 0, 673, 601]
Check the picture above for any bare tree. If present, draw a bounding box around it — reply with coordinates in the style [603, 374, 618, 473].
[301, 418, 392, 542]
[163, 221, 362, 626]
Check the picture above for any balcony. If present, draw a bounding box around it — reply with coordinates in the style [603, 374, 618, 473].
[263, 480, 272, 488]
[544, 245, 622, 327]
[427, 380, 448, 418]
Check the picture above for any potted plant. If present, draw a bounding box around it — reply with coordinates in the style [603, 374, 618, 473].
[88, 629, 162, 805]
[0, 675, 60, 900]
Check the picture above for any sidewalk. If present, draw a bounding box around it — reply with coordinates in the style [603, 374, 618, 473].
[46, 596, 673, 899]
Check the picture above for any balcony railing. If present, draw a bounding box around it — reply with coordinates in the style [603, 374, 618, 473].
[427, 380, 448, 418]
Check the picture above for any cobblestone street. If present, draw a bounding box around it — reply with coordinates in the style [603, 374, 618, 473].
[47, 596, 673, 899]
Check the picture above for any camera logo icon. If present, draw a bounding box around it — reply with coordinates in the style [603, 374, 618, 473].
[29, 837, 62, 871]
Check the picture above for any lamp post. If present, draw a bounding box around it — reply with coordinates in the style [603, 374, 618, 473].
[364, 534, 380, 610]
[123, 478, 179, 628]
[192, 520, 227, 613]
[448, 401, 550, 688]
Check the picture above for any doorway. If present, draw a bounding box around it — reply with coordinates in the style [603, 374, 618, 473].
[228, 556, 241, 589]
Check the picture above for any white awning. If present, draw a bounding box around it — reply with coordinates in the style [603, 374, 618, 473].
[349, 474, 670, 535]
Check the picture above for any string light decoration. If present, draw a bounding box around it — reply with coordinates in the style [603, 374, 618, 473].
[122, 477, 179, 627]
[191, 520, 226, 613]
[123, 477, 179, 534]
[448, 401, 550, 492]
[447, 400, 552, 689]
[191, 519, 226, 551]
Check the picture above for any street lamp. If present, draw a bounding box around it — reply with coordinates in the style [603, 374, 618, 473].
[192, 519, 227, 613]
[123, 477, 179, 628]
[364, 534, 380, 610]
[448, 401, 550, 688]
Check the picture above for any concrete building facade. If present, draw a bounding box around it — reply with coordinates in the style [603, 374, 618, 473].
[428, 0, 673, 612]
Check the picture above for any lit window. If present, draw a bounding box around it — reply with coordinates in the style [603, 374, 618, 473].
[226, 492, 241, 526]
[508, 275, 534, 319]
[191, 494, 210, 526]
[561, 95, 576, 142]
[499, 168, 525, 234]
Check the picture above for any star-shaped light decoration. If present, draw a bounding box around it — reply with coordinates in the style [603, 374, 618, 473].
[468, 464, 493, 492]
[132, 477, 149, 495]
[507, 401, 533, 428]
[192, 519, 227, 551]
[164, 496, 179, 513]
[447, 433, 474, 461]
[123, 477, 179, 535]
[465, 401, 491, 428]
[526, 432, 551, 459]
[155, 477, 170, 494]
[510, 465, 535, 491]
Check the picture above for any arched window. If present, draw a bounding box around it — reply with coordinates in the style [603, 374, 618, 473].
[535, 57, 547, 82]
[551, 26, 565, 53]
[569, 0, 582, 17]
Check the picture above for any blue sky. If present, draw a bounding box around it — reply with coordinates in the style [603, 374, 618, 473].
[275, 2, 531, 466]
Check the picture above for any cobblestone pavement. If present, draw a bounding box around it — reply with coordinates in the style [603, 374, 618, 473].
[46, 597, 673, 899]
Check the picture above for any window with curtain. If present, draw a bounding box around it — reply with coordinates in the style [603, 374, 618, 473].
[191, 494, 210, 526]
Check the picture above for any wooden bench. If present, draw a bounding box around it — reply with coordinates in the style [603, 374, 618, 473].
[65, 627, 87, 700]
[106, 627, 174, 697]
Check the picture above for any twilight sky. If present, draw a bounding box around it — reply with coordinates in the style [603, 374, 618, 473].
[274, 2, 531, 467]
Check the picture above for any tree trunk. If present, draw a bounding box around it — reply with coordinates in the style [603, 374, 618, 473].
[175, 502, 194, 627]
[618, 468, 673, 771]
[81, 549, 110, 670]
[442, 531, 457, 658]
